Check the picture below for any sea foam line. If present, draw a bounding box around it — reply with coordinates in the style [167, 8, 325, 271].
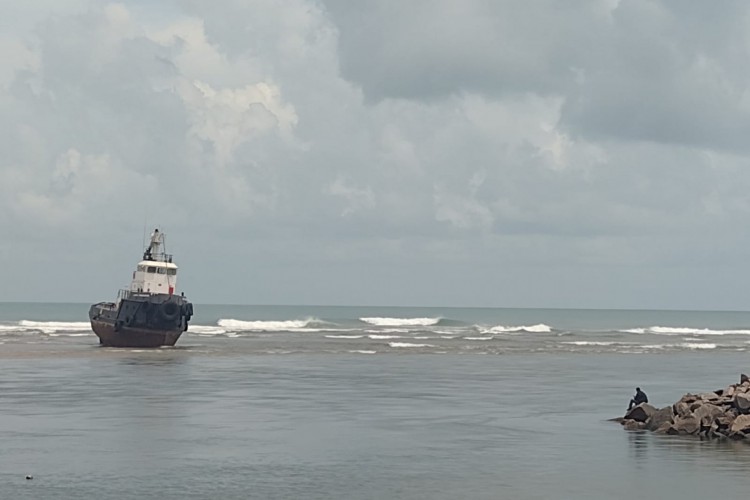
[217, 318, 320, 331]
[623, 326, 750, 336]
[479, 323, 552, 334]
[188, 326, 228, 335]
[389, 342, 434, 348]
[0, 321, 92, 334]
[361, 317, 441, 327]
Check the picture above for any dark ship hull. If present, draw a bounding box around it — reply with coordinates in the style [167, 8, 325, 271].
[89, 292, 193, 348]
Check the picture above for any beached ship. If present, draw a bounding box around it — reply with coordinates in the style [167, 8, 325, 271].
[89, 229, 193, 347]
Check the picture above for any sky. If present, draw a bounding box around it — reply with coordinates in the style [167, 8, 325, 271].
[2, 0, 750, 310]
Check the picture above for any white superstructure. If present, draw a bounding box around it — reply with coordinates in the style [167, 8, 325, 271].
[128, 229, 179, 294]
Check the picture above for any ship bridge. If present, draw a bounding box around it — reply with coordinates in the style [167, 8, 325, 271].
[130, 260, 178, 294]
[128, 229, 179, 295]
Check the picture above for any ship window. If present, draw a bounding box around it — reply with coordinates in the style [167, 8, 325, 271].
[157, 267, 167, 274]
[147, 266, 157, 273]
[138, 265, 146, 272]
[167, 269, 177, 276]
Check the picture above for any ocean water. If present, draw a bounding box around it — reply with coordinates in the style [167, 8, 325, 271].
[2, 302, 750, 499]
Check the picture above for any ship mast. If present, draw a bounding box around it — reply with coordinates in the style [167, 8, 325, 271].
[143, 229, 164, 261]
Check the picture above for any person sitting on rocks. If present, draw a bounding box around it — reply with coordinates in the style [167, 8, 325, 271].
[628, 387, 648, 410]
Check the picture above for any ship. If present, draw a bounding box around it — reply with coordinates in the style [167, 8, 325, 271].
[89, 229, 194, 347]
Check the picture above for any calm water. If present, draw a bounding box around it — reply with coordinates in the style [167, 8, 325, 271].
[2, 303, 750, 499]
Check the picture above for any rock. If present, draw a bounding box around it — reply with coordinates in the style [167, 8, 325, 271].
[712, 397, 734, 407]
[615, 375, 750, 441]
[693, 403, 725, 425]
[673, 401, 692, 419]
[624, 403, 656, 422]
[715, 414, 734, 429]
[698, 392, 719, 401]
[623, 420, 646, 431]
[654, 421, 673, 434]
[679, 394, 698, 405]
[673, 415, 700, 435]
[730, 414, 750, 436]
[645, 406, 674, 431]
[736, 393, 750, 414]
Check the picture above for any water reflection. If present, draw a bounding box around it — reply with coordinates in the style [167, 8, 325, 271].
[114, 352, 189, 367]
[627, 430, 649, 466]
[627, 429, 750, 474]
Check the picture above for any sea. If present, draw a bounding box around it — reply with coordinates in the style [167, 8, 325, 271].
[2, 302, 750, 499]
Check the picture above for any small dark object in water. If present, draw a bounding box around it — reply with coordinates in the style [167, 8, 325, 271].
[25, 475, 33, 480]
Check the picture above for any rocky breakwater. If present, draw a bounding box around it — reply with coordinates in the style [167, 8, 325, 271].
[617, 374, 750, 440]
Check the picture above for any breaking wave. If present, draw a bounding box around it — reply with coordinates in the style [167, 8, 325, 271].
[389, 342, 434, 348]
[624, 326, 750, 336]
[188, 326, 228, 335]
[479, 324, 552, 334]
[680, 342, 717, 349]
[217, 318, 323, 332]
[562, 341, 616, 346]
[360, 317, 441, 327]
[0, 321, 91, 334]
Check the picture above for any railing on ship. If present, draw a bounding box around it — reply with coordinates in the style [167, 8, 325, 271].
[117, 289, 152, 301]
[142, 252, 174, 263]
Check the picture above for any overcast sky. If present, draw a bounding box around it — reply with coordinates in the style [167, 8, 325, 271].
[2, 0, 750, 310]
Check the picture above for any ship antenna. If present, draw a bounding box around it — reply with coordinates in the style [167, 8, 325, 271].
[142, 218, 147, 254]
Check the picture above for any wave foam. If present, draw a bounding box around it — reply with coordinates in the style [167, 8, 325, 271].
[188, 326, 228, 335]
[624, 326, 750, 336]
[217, 318, 319, 332]
[389, 342, 434, 348]
[562, 341, 616, 346]
[0, 321, 92, 334]
[680, 342, 717, 349]
[480, 323, 552, 334]
[361, 317, 440, 327]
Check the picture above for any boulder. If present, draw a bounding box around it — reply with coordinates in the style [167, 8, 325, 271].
[715, 414, 734, 430]
[735, 393, 750, 414]
[645, 406, 674, 431]
[678, 394, 698, 405]
[693, 403, 725, 425]
[729, 414, 750, 436]
[673, 415, 700, 435]
[653, 421, 673, 434]
[698, 392, 720, 402]
[615, 374, 750, 441]
[712, 397, 734, 407]
[624, 403, 656, 422]
[623, 420, 646, 431]
[673, 401, 692, 419]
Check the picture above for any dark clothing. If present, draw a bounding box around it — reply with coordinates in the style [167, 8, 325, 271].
[628, 389, 648, 410]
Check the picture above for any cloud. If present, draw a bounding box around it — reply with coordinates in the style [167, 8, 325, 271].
[2, 1, 750, 309]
